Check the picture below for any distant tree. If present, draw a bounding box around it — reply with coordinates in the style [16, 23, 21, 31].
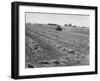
[82, 26, 86, 28]
[64, 24, 68, 26]
[56, 25, 62, 31]
[69, 24, 72, 27]
[48, 23, 58, 26]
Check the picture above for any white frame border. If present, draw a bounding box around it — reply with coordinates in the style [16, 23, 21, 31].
[19, 5, 95, 76]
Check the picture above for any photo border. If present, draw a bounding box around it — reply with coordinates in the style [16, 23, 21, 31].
[11, 1, 98, 79]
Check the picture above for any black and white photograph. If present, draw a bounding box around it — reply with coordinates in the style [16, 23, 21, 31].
[25, 12, 90, 68]
[11, 1, 97, 79]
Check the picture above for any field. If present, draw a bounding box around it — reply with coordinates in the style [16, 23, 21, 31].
[25, 23, 89, 68]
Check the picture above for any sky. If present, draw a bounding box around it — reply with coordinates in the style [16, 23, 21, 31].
[25, 12, 90, 27]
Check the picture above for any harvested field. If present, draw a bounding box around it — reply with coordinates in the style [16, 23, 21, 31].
[25, 23, 89, 68]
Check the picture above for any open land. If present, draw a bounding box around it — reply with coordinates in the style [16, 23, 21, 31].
[25, 23, 89, 68]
